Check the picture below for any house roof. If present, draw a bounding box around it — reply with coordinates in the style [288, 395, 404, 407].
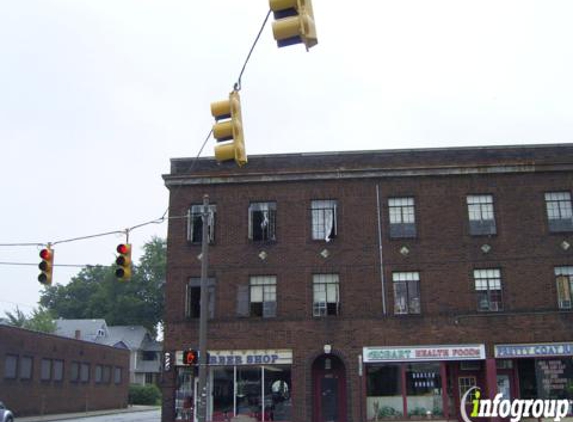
[54, 319, 108, 342]
[98, 325, 161, 351]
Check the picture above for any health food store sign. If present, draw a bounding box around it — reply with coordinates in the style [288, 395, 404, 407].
[363, 344, 486, 363]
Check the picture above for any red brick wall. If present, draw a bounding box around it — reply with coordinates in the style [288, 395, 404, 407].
[0, 325, 129, 417]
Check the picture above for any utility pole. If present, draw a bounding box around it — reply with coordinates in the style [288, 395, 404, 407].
[197, 194, 210, 422]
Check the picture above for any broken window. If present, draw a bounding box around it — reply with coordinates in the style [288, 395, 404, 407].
[187, 204, 216, 243]
[248, 202, 277, 242]
[185, 278, 215, 319]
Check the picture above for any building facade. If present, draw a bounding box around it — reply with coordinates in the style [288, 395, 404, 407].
[0, 325, 129, 417]
[161, 145, 573, 422]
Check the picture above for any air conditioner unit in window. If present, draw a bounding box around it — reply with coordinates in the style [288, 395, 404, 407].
[559, 300, 572, 309]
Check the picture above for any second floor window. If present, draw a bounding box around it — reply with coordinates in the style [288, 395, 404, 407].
[393, 272, 421, 315]
[313, 274, 340, 316]
[187, 204, 216, 244]
[248, 202, 277, 242]
[186, 278, 215, 319]
[388, 197, 416, 238]
[474, 269, 503, 312]
[467, 195, 496, 235]
[311, 200, 337, 241]
[545, 192, 573, 232]
[555, 266, 573, 310]
[249, 276, 277, 318]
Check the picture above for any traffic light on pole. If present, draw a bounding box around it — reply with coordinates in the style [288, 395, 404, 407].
[38, 247, 54, 285]
[211, 90, 247, 167]
[115, 243, 132, 281]
[182, 349, 198, 365]
[269, 0, 318, 50]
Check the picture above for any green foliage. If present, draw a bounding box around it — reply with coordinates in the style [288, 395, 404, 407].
[3, 306, 56, 333]
[39, 236, 166, 336]
[129, 383, 162, 405]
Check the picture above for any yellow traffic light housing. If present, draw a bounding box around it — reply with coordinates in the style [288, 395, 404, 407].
[211, 90, 247, 167]
[115, 243, 132, 281]
[269, 0, 318, 50]
[38, 247, 54, 285]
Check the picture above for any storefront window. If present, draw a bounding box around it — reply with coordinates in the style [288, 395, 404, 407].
[264, 366, 292, 421]
[405, 363, 443, 418]
[236, 367, 262, 417]
[367, 364, 403, 419]
[518, 358, 573, 404]
[212, 367, 234, 421]
[175, 367, 195, 421]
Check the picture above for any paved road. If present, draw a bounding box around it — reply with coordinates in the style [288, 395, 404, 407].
[32, 409, 161, 422]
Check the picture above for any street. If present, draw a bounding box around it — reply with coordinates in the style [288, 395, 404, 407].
[49, 409, 161, 422]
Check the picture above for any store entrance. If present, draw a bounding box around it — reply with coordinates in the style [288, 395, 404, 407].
[312, 354, 347, 422]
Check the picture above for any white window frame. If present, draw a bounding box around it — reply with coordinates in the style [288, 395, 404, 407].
[187, 204, 216, 244]
[392, 272, 421, 315]
[545, 192, 573, 232]
[249, 275, 277, 318]
[467, 195, 497, 235]
[474, 268, 503, 312]
[313, 274, 340, 316]
[248, 202, 277, 242]
[555, 266, 573, 310]
[388, 197, 416, 238]
[311, 200, 338, 242]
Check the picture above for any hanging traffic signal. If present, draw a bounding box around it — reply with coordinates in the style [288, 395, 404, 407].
[182, 349, 198, 365]
[115, 243, 132, 281]
[38, 247, 54, 285]
[211, 90, 247, 167]
[269, 0, 318, 50]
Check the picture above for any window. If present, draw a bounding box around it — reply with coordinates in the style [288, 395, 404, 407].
[103, 366, 111, 384]
[70, 361, 80, 382]
[4, 354, 17, 379]
[249, 276, 277, 318]
[142, 351, 157, 361]
[555, 267, 573, 310]
[20, 356, 33, 380]
[95, 365, 103, 383]
[80, 363, 90, 383]
[53, 360, 64, 382]
[145, 373, 154, 384]
[313, 274, 340, 316]
[474, 269, 503, 311]
[185, 278, 215, 319]
[393, 272, 421, 315]
[41, 358, 52, 381]
[467, 195, 496, 235]
[187, 204, 216, 243]
[388, 197, 416, 238]
[458, 376, 478, 401]
[545, 192, 573, 232]
[114, 366, 123, 384]
[249, 202, 277, 241]
[311, 200, 337, 241]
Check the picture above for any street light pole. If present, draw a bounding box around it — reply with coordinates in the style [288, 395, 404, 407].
[197, 194, 210, 422]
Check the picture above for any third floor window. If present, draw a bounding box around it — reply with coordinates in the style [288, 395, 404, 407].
[311, 200, 337, 242]
[388, 197, 416, 238]
[555, 266, 573, 310]
[467, 195, 496, 236]
[187, 204, 216, 244]
[545, 192, 573, 232]
[248, 202, 277, 242]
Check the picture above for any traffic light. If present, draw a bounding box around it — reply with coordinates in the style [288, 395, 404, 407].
[38, 247, 54, 285]
[182, 349, 198, 365]
[115, 243, 132, 281]
[269, 0, 318, 50]
[211, 90, 247, 167]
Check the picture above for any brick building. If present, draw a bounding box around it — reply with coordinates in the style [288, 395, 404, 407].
[161, 144, 573, 422]
[0, 325, 129, 417]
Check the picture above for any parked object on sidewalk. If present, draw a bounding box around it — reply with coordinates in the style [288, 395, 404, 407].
[0, 402, 14, 422]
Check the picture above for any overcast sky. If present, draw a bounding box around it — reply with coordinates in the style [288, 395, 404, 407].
[1, 0, 572, 317]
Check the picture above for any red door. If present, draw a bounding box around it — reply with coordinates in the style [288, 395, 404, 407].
[312, 355, 347, 422]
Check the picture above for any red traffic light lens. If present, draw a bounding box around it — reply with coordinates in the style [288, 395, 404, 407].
[39, 249, 52, 260]
[117, 244, 129, 254]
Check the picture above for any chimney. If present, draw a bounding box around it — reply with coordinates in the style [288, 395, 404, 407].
[75, 330, 81, 340]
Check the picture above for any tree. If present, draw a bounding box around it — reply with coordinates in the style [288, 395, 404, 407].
[3, 306, 56, 333]
[40, 236, 166, 337]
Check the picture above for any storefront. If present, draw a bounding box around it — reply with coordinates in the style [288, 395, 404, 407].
[174, 349, 293, 422]
[495, 342, 573, 409]
[363, 344, 486, 420]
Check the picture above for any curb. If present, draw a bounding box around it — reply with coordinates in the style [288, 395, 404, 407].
[17, 405, 160, 422]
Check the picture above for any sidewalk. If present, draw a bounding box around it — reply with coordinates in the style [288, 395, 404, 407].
[17, 405, 160, 422]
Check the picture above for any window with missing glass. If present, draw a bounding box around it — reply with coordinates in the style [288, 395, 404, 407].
[393, 272, 421, 315]
[185, 278, 215, 319]
[249, 275, 277, 318]
[313, 274, 340, 316]
[311, 200, 337, 241]
[474, 269, 503, 312]
[249, 202, 277, 241]
[555, 266, 573, 310]
[545, 192, 573, 232]
[389, 197, 416, 238]
[467, 195, 497, 235]
[187, 204, 216, 244]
